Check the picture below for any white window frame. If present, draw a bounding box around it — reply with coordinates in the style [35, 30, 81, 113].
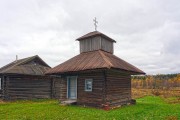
[85, 79, 93, 92]
[0, 78, 1, 90]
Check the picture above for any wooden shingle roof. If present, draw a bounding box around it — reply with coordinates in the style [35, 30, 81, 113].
[76, 31, 116, 43]
[0, 55, 51, 75]
[46, 50, 145, 75]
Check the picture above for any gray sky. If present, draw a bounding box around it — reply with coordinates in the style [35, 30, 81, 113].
[0, 0, 180, 74]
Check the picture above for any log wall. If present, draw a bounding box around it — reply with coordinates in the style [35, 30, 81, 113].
[1, 68, 132, 109]
[0, 76, 2, 98]
[106, 69, 132, 107]
[3, 75, 52, 100]
[52, 77, 61, 99]
[1, 76, 6, 99]
[54, 76, 67, 101]
[77, 71, 105, 107]
[59, 69, 132, 108]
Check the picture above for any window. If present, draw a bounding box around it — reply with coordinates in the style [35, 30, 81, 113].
[0, 78, 1, 90]
[85, 79, 93, 91]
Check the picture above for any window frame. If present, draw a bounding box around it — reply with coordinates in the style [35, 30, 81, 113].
[85, 79, 93, 92]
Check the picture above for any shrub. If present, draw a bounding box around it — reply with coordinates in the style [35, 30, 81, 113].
[152, 90, 161, 96]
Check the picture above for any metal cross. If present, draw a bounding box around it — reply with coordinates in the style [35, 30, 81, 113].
[93, 17, 98, 31]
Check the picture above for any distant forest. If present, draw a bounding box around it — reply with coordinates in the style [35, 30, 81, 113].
[131, 73, 180, 89]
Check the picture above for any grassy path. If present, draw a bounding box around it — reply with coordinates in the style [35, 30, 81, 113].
[0, 96, 179, 120]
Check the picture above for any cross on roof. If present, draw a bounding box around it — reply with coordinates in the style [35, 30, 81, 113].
[93, 17, 98, 31]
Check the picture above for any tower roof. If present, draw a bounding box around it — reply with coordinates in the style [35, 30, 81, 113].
[76, 31, 116, 43]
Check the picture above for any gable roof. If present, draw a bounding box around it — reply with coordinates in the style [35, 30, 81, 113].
[0, 55, 51, 75]
[76, 31, 116, 43]
[46, 50, 145, 75]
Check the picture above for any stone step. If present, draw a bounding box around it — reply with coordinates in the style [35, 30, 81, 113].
[61, 100, 77, 105]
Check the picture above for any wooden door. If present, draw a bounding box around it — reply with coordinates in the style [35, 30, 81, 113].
[67, 76, 77, 99]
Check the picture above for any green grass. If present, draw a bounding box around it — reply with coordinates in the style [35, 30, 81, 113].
[0, 96, 179, 120]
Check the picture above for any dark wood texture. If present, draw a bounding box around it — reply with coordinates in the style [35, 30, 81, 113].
[77, 71, 104, 107]
[0, 55, 52, 100]
[59, 76, 67, 100]
[101, 37, 114, 53]
[52, 77, 66, 100]
[106, 69, 132, 107]
[0, 76, 2, 98]
[80, 36, 114, 53]
[79, 36, 114, 54]
[55, 69, 133, 108]
[0, 90, 2, 98]
[77, 31, 115, 53]
[3, 75, 52, 100]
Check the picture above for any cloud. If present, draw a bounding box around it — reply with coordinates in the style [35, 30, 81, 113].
[0, 0, 180, 74]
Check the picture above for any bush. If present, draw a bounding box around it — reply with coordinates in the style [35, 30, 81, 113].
[152, 90, 161, 96]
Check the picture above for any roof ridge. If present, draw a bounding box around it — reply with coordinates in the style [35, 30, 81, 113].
[0, 57, 26, 71]
[98, 50, 113, 68]
[0, 56, 34, 73]
[0, 55, 51, 75]
[19, 55, 50, 68]
[18, 55, 37, 65]
[0, 55, 41, 73]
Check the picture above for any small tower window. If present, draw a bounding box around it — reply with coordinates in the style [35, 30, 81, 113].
[85, 79, 93, 91]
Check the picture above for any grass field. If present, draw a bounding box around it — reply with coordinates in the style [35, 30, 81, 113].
[132, 88, 180, 103]
[0, 96, 180, 120]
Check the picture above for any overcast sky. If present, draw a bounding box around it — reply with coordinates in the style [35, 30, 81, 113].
[0, 0, 180, 75]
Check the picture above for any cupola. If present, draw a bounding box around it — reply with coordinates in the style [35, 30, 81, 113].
[76, 31, 116, 54]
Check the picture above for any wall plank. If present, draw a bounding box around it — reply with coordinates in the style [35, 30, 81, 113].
[77, 71, 105, 107]
[4, 75, 52, 100]
[80, 36, 114, 54]
[106, 69, 132, 107]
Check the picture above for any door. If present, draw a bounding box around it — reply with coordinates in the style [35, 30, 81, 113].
[67, 76, 77, 99]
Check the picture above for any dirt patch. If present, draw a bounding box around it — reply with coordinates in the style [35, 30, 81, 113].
[165, 116, 178, 120]
[0, 100, 6, 104]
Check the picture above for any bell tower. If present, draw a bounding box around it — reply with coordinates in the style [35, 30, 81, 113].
[76, 31, 116, 54]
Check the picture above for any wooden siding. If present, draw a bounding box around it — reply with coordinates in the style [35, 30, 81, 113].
[0, 91, 2, 98]
[3, 76, 7, 100]
[52, 77, 61, 99]
[79, 36, 113, 54]
[80, 36, 101, 53]
[77, 71, 105, 107]
[53, 76, 67, 100]
[0, 89, 2, 99]
[0, 76, 2, 98]
[57, 69, 133, 108]
[101, 37, 113, 53]
[106, 69, 132, 107]
[3, 75, 52, 100]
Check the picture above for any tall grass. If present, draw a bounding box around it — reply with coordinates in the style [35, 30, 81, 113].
[132, 88, 180, 103]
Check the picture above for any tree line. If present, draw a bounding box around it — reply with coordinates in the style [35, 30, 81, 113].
[131, 73, 180, 89]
